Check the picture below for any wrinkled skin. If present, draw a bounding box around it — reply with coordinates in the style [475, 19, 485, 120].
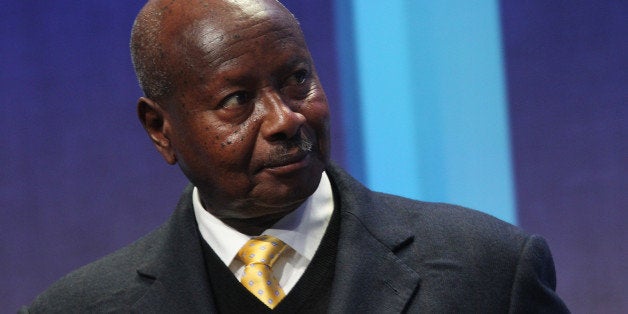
[137, 0, 330, 234]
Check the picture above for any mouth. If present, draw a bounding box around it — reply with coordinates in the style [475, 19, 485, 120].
[260, 149, 311, 175]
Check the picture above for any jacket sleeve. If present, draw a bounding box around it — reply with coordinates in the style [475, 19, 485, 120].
[508, 235, 570, 313]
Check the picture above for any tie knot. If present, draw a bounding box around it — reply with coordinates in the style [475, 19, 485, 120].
[237, 235, 287, 267]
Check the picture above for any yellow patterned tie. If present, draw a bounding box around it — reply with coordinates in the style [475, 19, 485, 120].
[236, 235, 288, 309]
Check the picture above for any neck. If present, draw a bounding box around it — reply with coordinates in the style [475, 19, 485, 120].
[219, 211, 291, 235]
[198, 191, 307, 235]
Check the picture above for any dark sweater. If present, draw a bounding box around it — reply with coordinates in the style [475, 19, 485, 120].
[201, 206, 340, 313]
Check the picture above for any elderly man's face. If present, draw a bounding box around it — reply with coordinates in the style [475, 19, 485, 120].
[140, 2, 330, 228]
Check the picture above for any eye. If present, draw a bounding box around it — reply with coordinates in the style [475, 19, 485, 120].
[291, 69, 308, 85]
[219, 91, 251, 109]
[281, 69, 312, 100]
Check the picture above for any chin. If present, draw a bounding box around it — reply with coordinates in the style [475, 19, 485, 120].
[262, 179, 320, 211]
[258, 186, 313, 209]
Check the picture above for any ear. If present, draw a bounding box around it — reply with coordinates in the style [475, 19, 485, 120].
[137, 97, 177, 165]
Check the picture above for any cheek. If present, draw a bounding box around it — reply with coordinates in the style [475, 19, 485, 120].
[304, 97, 330, 133]
[222, 126, 245, 148]
[302, 85, 330, 119]
[221, 117, 257, 148]
[176, 126, 221, 172]
[214, 118, 262, 173]
[173, 117, 227, 166]
[302, 97, 331, 158]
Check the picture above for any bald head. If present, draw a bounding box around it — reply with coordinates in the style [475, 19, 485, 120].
[130, 0, 301, 102]
[133, 0, 330, 233]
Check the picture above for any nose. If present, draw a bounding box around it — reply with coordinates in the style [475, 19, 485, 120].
[260, 90, 306, 141]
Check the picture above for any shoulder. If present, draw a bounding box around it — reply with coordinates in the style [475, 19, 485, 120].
[376, 191, 529, 255]
[378, 192, 568, 311]
[380, 191, 526, 243]
[328, 162, 532, 277]
[24, 224, 168, 312]
[327, 162, 528, 251]
[328, 163, 568, 311]
[24, 186, 197, 312]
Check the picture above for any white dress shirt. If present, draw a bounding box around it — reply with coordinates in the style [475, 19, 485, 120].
[192, 172, 334, 293]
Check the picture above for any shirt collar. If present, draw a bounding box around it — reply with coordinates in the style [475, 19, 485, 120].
[193, 172, 334, 266]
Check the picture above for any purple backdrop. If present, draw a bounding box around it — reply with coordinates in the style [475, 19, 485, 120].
[501, 2, 628, 312]
[1, 0, 626, 312]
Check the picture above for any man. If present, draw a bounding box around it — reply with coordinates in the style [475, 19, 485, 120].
[22, 0, 569, 312]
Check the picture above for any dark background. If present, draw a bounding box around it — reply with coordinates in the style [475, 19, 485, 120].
[2, 1, 626, 312]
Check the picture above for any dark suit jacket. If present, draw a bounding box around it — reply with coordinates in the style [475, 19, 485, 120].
[22, 164, 569, 313]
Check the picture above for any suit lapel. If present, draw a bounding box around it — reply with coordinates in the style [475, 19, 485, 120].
[327, 164, 421, 313]
[131, 185, 217, 312]
[329, 213, 420, 313]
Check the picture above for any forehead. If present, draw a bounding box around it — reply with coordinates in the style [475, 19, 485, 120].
[167, 1, 307, 69]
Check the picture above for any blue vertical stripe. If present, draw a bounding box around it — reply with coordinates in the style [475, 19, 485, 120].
[352, 2, 423, 198]
[347, 0, 516, 223]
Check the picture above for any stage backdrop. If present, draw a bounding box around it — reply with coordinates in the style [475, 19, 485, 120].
[1, 1, 626, 312]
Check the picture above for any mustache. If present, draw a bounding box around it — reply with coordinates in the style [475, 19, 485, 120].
[262, 132, 314, 168]
[286, 132, 313, 153]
